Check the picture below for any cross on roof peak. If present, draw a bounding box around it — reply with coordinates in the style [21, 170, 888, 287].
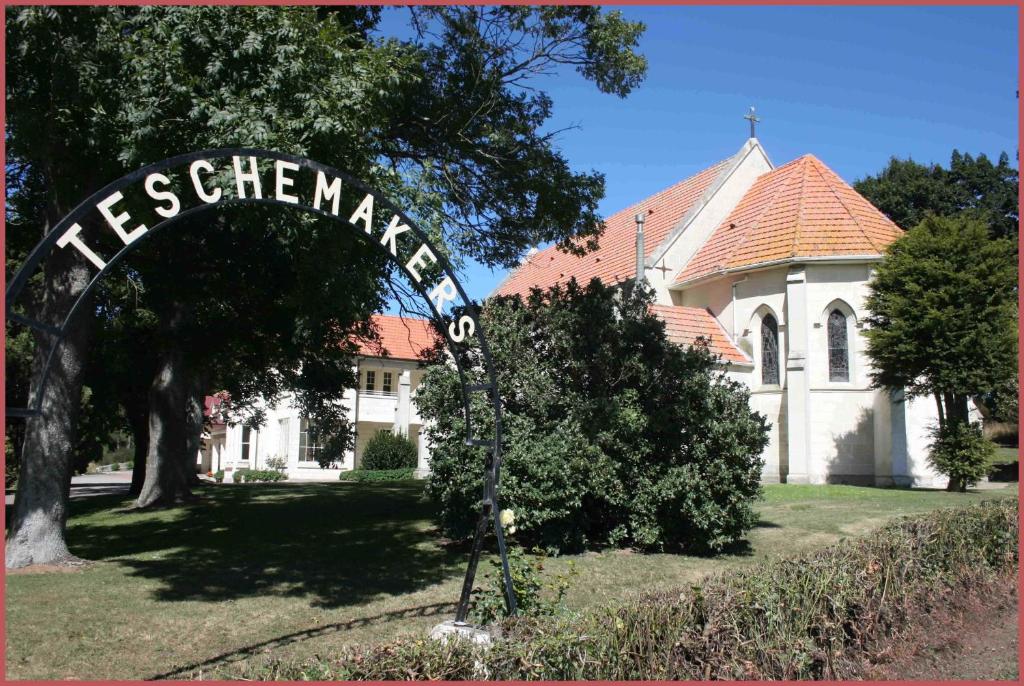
[743, 106, 760, 139]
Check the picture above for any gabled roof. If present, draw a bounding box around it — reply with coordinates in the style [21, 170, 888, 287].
[675, 154, 903, 285]
[355, 314, 437, 361]
[652, 304, 750, 365]
[493, 157, 733, 297]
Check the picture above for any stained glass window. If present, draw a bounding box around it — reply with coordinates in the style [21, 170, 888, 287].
[827, 309, 850, 382]
[761, 314, 779, 385]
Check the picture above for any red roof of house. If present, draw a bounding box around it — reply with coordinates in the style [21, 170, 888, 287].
[493, 157, 731, 297]
[652, 304, 749, 364]
[355, 314, 438, 361]
[675, 154, 903, 284]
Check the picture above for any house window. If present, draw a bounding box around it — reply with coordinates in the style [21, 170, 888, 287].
[299, 418, 322, 463]
[761, 314, 780, 385]
[382, 371, 393, 394]
[277, 418, 290, 458]
[241, 426, 252, 461]
[365, 370, 376, 393]
[827, 309, 850, 382]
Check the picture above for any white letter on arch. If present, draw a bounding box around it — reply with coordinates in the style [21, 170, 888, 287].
[405, 243, 436, 283]
[348, 193, 375, 233]
[144, 173, 181, 219]
[429, 276, 458, 313]
[232, 155, 263, 199]
[448, 315, 475, 343]
[274, 160, 300, 204]
[313, 171, 342, 215]
[190, 160, 222, 203]
[97, 191, 147, 245]
[380, 215, 411, 257]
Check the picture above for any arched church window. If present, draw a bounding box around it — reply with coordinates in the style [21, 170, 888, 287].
[827, 309, 850, 382]
[761, 314, 779, 385]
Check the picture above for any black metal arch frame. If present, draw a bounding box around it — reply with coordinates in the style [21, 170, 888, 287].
[5, 148, 515, 622]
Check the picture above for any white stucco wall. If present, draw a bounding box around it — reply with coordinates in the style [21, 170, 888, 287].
[666, 260, 941, 487]
[645, 140, 773, 301]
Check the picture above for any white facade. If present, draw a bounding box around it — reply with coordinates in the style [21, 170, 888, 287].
[209, 357, 432, 482]
[650, 141, 946, 487]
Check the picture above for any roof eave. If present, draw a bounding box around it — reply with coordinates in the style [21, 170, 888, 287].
[671, 254, 885, 290]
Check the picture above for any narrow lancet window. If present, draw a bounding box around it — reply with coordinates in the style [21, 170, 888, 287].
[827, 309, 850, 382]
[761, 314, 779, 385]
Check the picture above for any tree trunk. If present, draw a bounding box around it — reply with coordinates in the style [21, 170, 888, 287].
[5, 251, 93, 568]
[135, 337, 195, 508]
[183, 372, 207, 485]
[941, 392, 972, 492]
[126, 399, 150, 497]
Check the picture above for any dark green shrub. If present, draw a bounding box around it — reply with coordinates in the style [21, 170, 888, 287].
[214, 470, 225, 483]
[244, 500, 1018, 681]
[338, 468, 415, 482]
[360, 431, 418, 470]
[928, 421, 995, 491]
[234, 469, 288, 483]
[417, 280, 768, 553]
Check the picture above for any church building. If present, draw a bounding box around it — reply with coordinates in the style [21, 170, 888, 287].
[496, 129, 948, 487]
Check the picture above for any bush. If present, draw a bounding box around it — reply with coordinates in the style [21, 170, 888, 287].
[234, 468, 288, 483]
[214, 470, 225, 483]
[418, 280, 768, 553]
[360, 431, 418, 470]
[928, 421, 995, 491]
[338, 468, 415, 482]
[247, 500, 1018, 681]
[265, 455, 288, 472]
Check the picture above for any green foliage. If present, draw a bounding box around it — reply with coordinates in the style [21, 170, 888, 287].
[928, 421, 995, 492]
[5, 5, 649, 494]
[213, 470, 225, 483]
[854, 150, 1019, 241]
[233, 469, 288, 483]
[258, 500, 1018, 681]
[418, 280, 768, 553]
[470, 546, 577, 625]
[863, 215, 1017, 410]
[338, 468, 415, 482]
[359, 431, 418, 470]
[264, 455, 288, 473]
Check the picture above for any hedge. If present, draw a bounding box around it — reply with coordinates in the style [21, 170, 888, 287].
[247, 500, 1017, 680]
[233, 469, 288, 483]
[338, 468, 416, 482]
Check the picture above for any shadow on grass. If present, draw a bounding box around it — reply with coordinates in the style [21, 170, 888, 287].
[151, 600, 457, 679]
[64, 481, 466, 610]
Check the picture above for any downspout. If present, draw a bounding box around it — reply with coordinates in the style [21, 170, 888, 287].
[731, 274, 749, 339]
[635, 212, 646, 287]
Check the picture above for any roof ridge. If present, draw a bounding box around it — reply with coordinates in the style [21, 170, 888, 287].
[791, 156, 812, 258]
[808, 157, 886, 255]
[719, 160, 806, 271]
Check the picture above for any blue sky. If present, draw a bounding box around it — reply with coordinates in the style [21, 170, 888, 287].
[381, 5, 1018, 303]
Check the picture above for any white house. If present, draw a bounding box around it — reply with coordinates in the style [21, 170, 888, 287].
[496, 134, 949, 487]
[198, 314, 436, 481]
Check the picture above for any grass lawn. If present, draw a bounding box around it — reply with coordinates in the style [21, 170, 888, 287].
[4, 479, 1018, 680]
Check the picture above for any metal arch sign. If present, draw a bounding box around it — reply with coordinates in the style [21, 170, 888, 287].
[4, 148, 515, 622]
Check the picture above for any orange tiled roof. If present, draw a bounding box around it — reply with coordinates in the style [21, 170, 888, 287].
[675, 154, 903, 285]
[356, 314, 437, 361]
[652, 304, 749, 364]
[494, 157, 732, 297]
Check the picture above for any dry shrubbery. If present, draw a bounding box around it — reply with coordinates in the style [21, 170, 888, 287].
[243, 499, 1017, 681]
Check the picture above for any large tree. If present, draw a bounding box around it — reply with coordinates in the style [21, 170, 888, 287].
[862, 215, 1017, 491]
[417, 281, 769, 553]
[854, 150, 1019, 241]
[5, 5, 648, 565]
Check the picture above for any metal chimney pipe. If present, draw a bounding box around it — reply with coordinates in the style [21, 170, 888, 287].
[634, 212, 646, 286]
